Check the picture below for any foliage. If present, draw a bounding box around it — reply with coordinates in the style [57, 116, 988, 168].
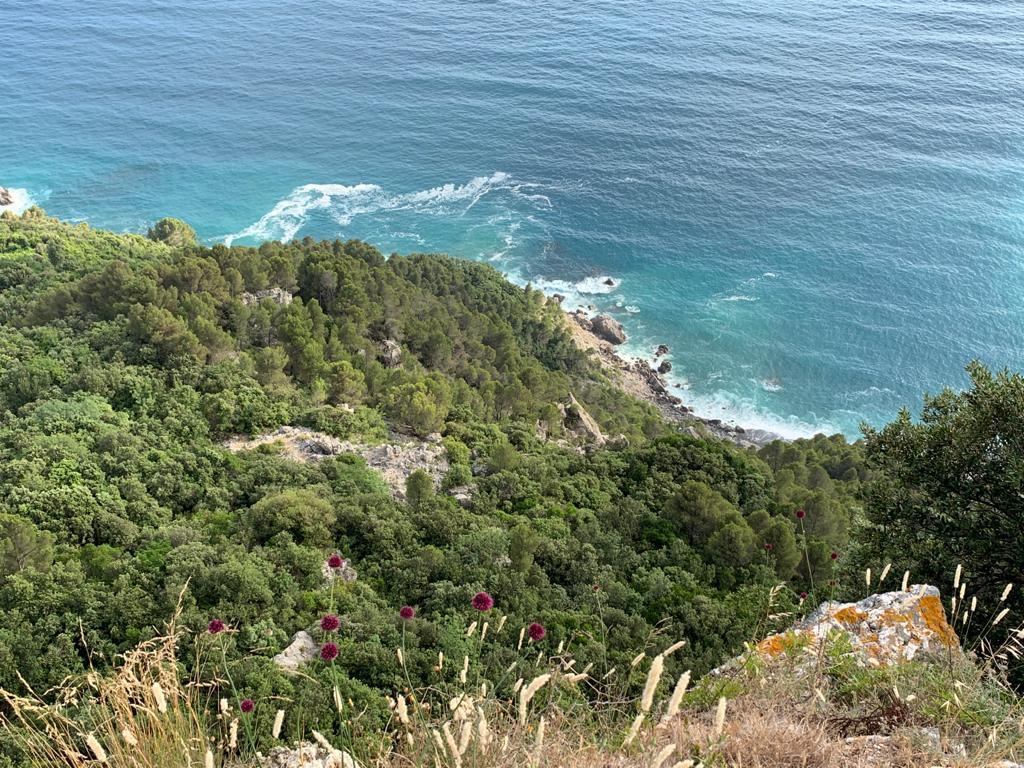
[858, 362, 1024, 658]
[0, 212, 873, 766]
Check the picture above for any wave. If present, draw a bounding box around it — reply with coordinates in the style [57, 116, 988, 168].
[223, 172, 514, 245]
[719, 294, 758, 302]
[0, 188, 33, 215]
[675, 385, 841, 441]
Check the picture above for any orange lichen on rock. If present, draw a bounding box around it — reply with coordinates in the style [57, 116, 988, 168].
[917, 594, 958, 647]
[743, 585, 959, 672]
[831, 606, 868, 626]
[756, 631, 807, 658]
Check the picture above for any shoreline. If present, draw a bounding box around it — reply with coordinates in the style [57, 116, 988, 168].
[560, 305, 783, 448]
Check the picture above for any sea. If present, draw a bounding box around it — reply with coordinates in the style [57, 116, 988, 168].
[2, 0, 1022, 439]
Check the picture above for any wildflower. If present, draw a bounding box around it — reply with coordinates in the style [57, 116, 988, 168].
[471, 591, 494, 611]
[321, 642, 339, 661]
[592, 583, 601, 592]
[527, 622, 546, 641]
[795, 508, 806, 519]
[800, 591, 808, 600]
[763, 542, 774, 551]
[399, 605, 416, 620]
[320, 614, 340, 632]
[207, 619, 226, 634]
[327, 553, 344, 569]
[830, 551, 839, 560]
[240, 699, 255, 714]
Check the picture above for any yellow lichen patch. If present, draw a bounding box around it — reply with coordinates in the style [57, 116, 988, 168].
[756, 631, 805, 658]
[880, 609, 912, 626]
[918, 594, 959, 647]
[831, 606, 868, 626]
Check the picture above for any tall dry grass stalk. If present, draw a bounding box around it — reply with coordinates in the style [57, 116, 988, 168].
[1, 629, 209, 768]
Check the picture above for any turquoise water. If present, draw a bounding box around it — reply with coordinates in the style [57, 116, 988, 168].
[3, 0, 1023, 438]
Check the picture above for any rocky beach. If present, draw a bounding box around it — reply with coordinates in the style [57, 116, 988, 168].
[560, 303, 781, 448]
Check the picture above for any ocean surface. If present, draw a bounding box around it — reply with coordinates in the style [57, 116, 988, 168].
[2, 0, 1023, 439]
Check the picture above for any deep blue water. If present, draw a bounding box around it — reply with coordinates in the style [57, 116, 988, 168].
[3, 0, 1023, 438]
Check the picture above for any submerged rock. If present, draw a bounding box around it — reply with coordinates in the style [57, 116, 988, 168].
[657, 360, 672, 374]
[655, 344, 669, 356]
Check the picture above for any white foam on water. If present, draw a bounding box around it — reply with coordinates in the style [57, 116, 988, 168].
[224, 172, 514, 245]
[0, 188, 33, 215]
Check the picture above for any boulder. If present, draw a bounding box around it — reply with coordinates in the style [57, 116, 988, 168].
[565, 393, 606, 446]
[590, 315, 627, 345]
[272, 631, 319, 672]
[262, 743, 359, 768]
[551, 293, 566, 304]
[379, 339, 402, 368]
[655, 344, 669, 357]
[754, 586, 958, 667]
[657, 360, 672, 374]
[0, 188, 12, 206]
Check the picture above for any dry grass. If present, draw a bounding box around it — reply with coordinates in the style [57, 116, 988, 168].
[0, 629, 210, 768]
[4, 575, 1024, 768]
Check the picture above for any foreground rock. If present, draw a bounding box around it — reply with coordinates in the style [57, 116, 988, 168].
[753, 585, 958, 667]
[223, 426, 448, 500]
[0, 188, 12, 207]
[262, 742, 359, 768]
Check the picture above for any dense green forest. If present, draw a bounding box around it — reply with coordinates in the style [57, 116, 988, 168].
[0, 209, 1018, 760]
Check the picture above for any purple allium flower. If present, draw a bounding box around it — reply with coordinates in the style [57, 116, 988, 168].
[764, 542, 774, 551]
[799, 591, 808, 601]
[830, 551, 839, 561]
[320, 642, 339, 661]
[399, 605, 416, 621]
[327, 553, 345, 569]
[207, 619, 226, 635]
[471, 591, 494, 612]
[528, 622, 546, 642]
[320, 614, 340, 632]
[795, 508, 806, 520]
[240, 698, 254, 714]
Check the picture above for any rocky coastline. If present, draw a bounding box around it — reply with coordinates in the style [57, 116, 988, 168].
[561, 305, 781, 448]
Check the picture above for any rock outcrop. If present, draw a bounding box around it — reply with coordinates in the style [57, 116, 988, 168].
[379, 339, 402, 368]
[657, 360, 672, 374]
[564, 393, 606, 446]
[241, 287, 293, 306]
[0, 188, 12, 207]
[272, 631, 319, 672]
[590, 315, 627, 345]
[223, 426, 448, 500]
[753, 586, 958, 668]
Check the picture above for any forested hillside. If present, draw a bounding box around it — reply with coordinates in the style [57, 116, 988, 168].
[2, 208, 1018, 763]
